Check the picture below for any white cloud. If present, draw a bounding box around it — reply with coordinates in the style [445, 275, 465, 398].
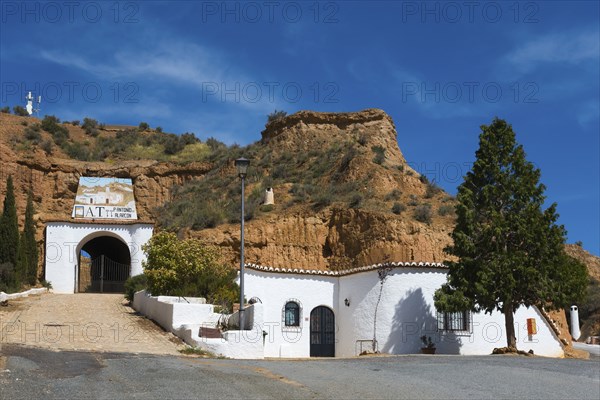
[38, 41, 278, 113]
[505, 30, 599, 73]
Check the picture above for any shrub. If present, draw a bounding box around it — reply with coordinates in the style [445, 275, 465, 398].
[290, 183, 311, 203]
[313, 191, 333, 209]
[142, 232, 239, 308]
[41, 115, 61, 131]
[438, 204, 454, 216]
[1, 106, 10, 114]
[260, 204, 274, 212]
[155, 126, 163, 133]
[408, 194, 419, 206]
[385, 189, 401, 202]
[267, 110, 287, 124]
[124, 274, 148, 301]
[206, 137, 226, 151]
[41, 115, 70, 145]
[138, 121, 150, 131]
[13, 105, 28, 116]
[425, 181, 442, 198]
[82, 117, 99, 136]
[70, 120, 80, 126]
[392, 202, 406, 215]
[372, 145, 385, 165]
[414, 204, 432, 224]
[349, 193, 363, 209]
[64, 142, 90, 161]
[24, 126, 42, 142]
[40, 140, 53, 154]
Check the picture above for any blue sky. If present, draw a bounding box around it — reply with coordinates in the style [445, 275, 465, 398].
[1, 1, 598, 254]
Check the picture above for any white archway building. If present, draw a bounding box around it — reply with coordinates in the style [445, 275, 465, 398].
[45, 221, 153, 293]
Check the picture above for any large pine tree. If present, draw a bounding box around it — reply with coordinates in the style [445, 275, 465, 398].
[434, 118, 588, 350]
[23, 191, 38, 284]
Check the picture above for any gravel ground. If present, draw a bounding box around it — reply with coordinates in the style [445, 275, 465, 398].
[1, 344, 599, 399]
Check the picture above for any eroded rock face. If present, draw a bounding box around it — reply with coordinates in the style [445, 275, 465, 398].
[190, 207, 453, 270]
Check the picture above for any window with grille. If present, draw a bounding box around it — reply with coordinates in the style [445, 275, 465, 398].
[437, 310, 471, 332]
[283, 301, 301, 327]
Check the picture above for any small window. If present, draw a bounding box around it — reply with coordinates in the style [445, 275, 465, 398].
[437, 311, 471, 332]
[284, 301, 300, 327]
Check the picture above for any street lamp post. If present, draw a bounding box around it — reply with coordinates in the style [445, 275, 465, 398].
[235, 157, 250, 331]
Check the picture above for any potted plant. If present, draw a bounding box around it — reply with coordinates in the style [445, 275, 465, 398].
[420, 335, 436, 354]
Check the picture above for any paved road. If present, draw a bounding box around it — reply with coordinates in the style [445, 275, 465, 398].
[1, 344, 598, 399]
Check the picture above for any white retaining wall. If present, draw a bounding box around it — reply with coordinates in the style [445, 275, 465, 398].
[132, 291, 265, 359]
[0, 287, 48, 302]
[45, 222, 153, 293]
[179, 304, 265, 359]
[132, 291, 213, 332]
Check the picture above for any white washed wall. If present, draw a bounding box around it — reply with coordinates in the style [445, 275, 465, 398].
[243, 270, 339, 358]
[244, 267, 564, 358]
[44, 222, 153, 293]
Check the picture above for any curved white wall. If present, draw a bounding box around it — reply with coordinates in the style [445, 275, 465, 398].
[245, 267, 564, 358]
[45, 222, 153, 293]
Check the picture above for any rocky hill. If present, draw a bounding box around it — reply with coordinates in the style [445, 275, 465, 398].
[0, 109, 457, 272]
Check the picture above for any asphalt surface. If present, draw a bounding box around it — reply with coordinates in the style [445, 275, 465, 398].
[1, 344, 599, 399]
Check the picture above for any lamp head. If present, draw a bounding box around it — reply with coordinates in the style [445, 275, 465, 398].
[235, 158, 250, 178]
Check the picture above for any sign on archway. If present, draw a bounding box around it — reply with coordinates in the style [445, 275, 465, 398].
[44, 176, 153, 293]
[72, 177, 138, 220]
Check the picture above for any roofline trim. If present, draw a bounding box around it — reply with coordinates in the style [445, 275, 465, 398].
[245, 261, 448, 276]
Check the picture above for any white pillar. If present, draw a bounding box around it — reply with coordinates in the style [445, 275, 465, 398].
[570, 305, 581, 341]
[264, 188, 274, 205]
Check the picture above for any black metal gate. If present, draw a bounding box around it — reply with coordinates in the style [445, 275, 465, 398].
[310, 306, 335, 357]
[88, 255, 130, 293]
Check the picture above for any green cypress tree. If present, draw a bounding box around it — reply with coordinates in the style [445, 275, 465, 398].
[434, 118, 588, 350]
[16, 232, 28, 285]
[0, 176, 19, 267]
[23, 191, 38, 284]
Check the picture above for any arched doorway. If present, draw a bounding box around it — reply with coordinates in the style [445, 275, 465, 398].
[78, 235, 131, 293]
[310, 306, 335, 357]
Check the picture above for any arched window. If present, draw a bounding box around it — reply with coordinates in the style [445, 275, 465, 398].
[284, 301, 300, 327]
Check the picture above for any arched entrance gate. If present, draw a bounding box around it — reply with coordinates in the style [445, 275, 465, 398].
[78, 235, 131, 293]
[45, 222, 153, 294]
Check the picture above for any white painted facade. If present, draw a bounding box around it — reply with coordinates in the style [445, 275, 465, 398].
[44, 222, 153, 293]
[242, 264, 564, 358]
